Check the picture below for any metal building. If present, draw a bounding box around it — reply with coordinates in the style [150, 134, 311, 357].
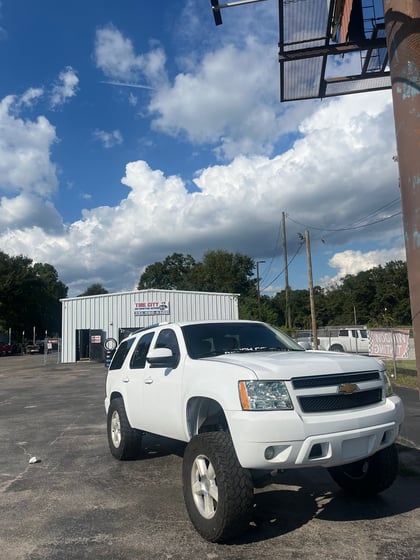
[60, 289, 239, 363]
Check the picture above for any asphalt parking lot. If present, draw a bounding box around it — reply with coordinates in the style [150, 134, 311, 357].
[1, 354, 420, 560]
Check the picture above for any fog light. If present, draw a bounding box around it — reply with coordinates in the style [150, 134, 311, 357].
[309, 443, 322, 459]
[264, 446, 275, 460]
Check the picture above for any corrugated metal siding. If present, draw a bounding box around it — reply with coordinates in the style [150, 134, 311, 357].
[61, 289, 239, 363]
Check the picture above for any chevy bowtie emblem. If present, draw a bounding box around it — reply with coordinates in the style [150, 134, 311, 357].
[338, 383, 359, 395]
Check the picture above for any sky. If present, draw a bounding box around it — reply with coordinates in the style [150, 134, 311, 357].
[0, 0, 405, 297]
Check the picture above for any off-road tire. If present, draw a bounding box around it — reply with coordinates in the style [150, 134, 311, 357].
[107, 397, 143, 460]
[182, 432, 254, 542]
[328, 443, 399, 496]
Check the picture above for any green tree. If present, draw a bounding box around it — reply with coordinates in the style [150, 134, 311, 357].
[368, 261, 410, 325]
[138, 250, 256, 295]
[240, 294, 279, 323]
[272, 288, 312, 329]
[137, 250, 258, 316]
[78, 283, 109, 296]
[198, 250, 256, 296]
[138, 253, 197, 290]
[0, 252, 68, 339]
[273, 260, 410, 330]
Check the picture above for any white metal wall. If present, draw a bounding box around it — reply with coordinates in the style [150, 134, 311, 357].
[61, 289, 239, 363]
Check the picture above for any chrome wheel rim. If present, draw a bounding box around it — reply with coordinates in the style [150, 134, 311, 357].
[191, 454, 218, 519]
[110, 410, 122, 448]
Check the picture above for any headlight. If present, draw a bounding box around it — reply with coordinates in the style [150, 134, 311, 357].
[239, 380, 293, 410]
[383, 371, 394, 397]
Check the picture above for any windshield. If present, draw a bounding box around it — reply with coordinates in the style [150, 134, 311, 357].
[182, 322, 304, 359]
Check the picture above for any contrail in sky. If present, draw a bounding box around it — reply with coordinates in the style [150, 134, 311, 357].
[100, 80, 155, 90]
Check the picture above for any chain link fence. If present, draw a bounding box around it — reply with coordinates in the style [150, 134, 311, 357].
[292, 327, 415, 360]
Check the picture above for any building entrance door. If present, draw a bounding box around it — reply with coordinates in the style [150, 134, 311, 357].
[75, 329, 90, 361]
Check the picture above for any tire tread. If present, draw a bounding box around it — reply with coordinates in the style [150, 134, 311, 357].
[183, 432, 253, 542]
[107, 397, 142, 460]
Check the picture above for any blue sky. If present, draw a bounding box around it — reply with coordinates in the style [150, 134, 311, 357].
[0, 0, 404, 296]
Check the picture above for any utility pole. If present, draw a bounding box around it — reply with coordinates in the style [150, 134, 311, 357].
[282, 212, 292, 330]
[305, 231, 317, 350]
[383, 0, 420, 391]
[256, 260, 266, 321]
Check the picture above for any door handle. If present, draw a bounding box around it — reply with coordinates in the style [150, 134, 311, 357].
[122, 377, 129, 383]
[144, 377, 153, 384]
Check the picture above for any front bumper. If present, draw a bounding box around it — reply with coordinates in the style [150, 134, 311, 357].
[227, 395, 404, 470]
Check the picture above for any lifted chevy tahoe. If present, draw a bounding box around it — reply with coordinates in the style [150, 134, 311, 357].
[105, 320, 404, 542]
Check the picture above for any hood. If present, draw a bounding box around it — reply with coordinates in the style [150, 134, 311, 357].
[202, 350, 383, 380]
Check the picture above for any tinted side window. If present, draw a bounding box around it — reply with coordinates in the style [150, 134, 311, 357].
[109, 338, 135, 370]
[155, 329, 180, 368]
[130, 332, 154, 369]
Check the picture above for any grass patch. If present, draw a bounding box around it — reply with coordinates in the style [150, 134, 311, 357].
[383, 359, 418, 388]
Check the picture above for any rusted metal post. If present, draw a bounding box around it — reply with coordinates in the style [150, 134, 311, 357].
[305, 230, 318, 350]
[383, 0, 420, 392]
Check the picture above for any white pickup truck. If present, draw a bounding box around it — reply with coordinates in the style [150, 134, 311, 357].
[105, 320, 404, 543]
[316, 326, 370, 353]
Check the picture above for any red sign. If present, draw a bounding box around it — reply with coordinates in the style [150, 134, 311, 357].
[368, 330, 410, 358]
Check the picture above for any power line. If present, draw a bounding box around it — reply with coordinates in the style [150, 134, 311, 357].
[286, 198, 401, 233]
[260, 239, 305, 290]
[260, 197, 402, 292]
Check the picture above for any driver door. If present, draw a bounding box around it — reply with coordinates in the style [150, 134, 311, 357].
[140, 328, 185, 440]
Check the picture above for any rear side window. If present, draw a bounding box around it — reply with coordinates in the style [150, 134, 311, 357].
[109, 338, 135, 370]
[130, 332, 154, 369]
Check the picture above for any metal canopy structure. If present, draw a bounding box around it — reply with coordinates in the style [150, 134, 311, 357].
[278, 0, 391, 101]
[210, 0, 268, 26]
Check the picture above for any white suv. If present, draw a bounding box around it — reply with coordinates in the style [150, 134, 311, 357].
[105, 320, 404, 542]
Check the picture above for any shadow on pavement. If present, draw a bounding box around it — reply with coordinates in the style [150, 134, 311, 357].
[228, 444, 420, 545]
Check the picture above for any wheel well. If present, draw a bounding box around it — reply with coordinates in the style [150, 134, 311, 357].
[186, 397, 229, 438]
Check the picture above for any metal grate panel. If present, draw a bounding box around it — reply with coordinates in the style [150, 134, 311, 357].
[298, 388, 383, 412]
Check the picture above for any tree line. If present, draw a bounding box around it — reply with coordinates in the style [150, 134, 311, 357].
[0, 251, 68, 342]
[0, 249, 411, 344]
[138, 251, 411, 329]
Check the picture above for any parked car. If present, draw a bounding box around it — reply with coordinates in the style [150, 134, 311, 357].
[25, 344, 40, 354]
[317, 326, 369, 353]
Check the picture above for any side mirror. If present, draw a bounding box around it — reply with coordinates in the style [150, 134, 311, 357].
[146, 347, 176, 368]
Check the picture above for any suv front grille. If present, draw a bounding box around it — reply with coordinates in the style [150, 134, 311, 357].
[292, 370, 380, 389]
[298, 388, 382, 413]
[291, 371, 383, 413]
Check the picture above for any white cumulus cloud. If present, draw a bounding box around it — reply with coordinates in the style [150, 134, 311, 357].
[323, 248, 407, 286]
[92, 129, 123, 148]
[0, 89, 404, 295]
[50, 66, 79, 108]
[94, 25, 167, 87]
[0, 93, 58, 196]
